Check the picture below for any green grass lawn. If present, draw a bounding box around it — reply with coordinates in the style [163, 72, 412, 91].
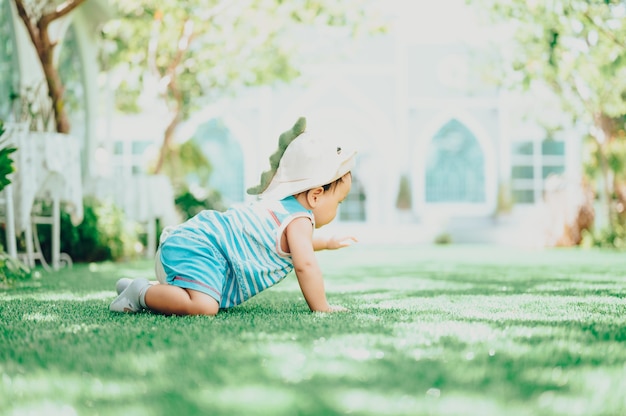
[1, 244, 625, 416]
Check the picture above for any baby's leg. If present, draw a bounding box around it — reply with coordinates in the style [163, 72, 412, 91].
[144, 285, 219, 316]
[115, 277, 160, 295]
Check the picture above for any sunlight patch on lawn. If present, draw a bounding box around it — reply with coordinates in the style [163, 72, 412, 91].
[6, 401, 79, 416]
[526, 365, 626, 415]
[393, 320, 496, 346]
[449, 294, 623, 322]
[311, 335, 387, 362]
[261, 341, 376, 383]
[87, 261, 153, 278]
[332, 277, 474, 294]
[115, 350, 171, 377]
[1, 372, 141, 415]
[331, 388, 519, 416]
[367, 294, 623, 323]
[533, 281, 626, 294]
[198, 385, 296, 413]
[333, 388, 420, 415]
[262, 342, 364, 383]
[60, 323, 103, 334]
[22, 312, 58, 322]
[0, 291, 113, 302]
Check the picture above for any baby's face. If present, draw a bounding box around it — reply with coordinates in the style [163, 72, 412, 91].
[312, 173, 352, 228]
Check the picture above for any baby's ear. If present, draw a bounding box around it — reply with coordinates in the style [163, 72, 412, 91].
[247, 117, 307, 195]
[306, 186, 324, 204]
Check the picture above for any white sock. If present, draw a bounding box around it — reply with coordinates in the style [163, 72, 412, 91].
[138, 284, 150, 308]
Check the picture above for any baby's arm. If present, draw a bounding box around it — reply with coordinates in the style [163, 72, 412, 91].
[286, 217, 345, 312]
[312, 235, 358, 251]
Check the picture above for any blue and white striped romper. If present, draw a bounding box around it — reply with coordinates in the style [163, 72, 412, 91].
[158, 196, 314, 308]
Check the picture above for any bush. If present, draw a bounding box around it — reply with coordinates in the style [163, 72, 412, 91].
[434, 232, 453, 245]
[580, 224, 626, 250]
[175, 186, 226, 221]
[0, 120, 17, 192]
[0, 248, 31, 287]
[36, 197, 142, 263]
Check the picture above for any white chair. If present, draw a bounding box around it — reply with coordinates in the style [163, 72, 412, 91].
[0, 183, 17, 258]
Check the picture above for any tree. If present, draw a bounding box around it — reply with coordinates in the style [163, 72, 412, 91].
[100, 0, 385, 174]
[468, 0, 626, 239]
[13, 0, 86, 133]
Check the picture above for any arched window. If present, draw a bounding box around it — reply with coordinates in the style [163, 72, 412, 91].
[339, 173, 366, 221]
[58, 24, 87, 170]
[425, 119, 485, 203]
[0, 1, 20, 119]
[192, 118, 244, 205]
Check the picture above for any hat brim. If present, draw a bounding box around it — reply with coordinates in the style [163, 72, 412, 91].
[259, 153, 356, 200]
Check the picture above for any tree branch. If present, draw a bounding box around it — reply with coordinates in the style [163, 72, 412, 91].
[582, 11, 626, 50]
[13, 0, 41, 51]
[39, 0, 87, 28]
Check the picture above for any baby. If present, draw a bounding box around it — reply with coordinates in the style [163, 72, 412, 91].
[110, 117, 357, 315]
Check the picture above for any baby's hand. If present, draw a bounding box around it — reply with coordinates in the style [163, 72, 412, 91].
[327, 235, 358, 250]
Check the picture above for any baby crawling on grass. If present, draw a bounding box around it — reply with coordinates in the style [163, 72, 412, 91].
[110, 117, 357, 316]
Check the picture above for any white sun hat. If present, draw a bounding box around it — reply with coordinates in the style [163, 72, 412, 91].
[257, 131, 357, 200]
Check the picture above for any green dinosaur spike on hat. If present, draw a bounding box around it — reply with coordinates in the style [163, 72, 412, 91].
[247, 117, 307, 195]
[247, 116, 357, 201]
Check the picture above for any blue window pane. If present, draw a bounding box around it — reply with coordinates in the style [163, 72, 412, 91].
[425, 119, 485, 203]
[512, 165, 534, 179]
[542, 165, 565, 179]
[113, 141, 124, 154]
[512, 141, 533, 155]
[131, 141, 151, 155]
[541, 140, 565, 155]
[192, 119, 244, 205]
[339, 174, 366, 221]
[513, 189, 535, 203]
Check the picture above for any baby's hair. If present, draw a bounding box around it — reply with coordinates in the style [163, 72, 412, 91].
[294, 171, 351, 198]
[322, 171, 352, 193]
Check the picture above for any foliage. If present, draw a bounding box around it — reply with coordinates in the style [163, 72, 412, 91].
[581, 224, 626, 250]
[467, 0, 626, 245]
[495, 181, 513, 215]
[101, 0, 384, 116]
[0, 119, 17, 192]
[468, 0, 626, 118]
[433, 232, 453, 245]
[35, 197, 142, 263]
[8, 81, 55, 132]
[158, 138, 213, 192]
[0, 248, 31, 287]
[100, 0, 386, 173]
[175, 186, 226, 221]
[395, 174, 412, 210]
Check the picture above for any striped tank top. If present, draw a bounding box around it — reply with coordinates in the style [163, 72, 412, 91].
[169, 196, 314, 307]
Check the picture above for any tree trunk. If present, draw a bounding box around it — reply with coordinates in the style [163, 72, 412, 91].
[593, 113, 618, 233]
[39, 41, 70, 133]
[153, 108, 182, 174]
[150, 19, 193, 174]
[13, 0, 86, 134]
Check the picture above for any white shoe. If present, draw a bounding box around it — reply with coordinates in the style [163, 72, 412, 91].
[109, 278, 150, 313]
[115, 277, 133, 295]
